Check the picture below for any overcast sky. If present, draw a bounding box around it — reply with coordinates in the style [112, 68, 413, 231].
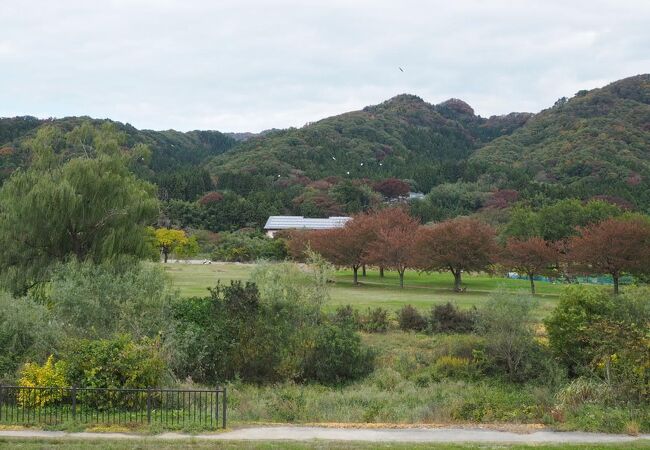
[0, 1, 648, 132]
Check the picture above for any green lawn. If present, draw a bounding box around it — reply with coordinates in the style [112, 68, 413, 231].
[162, 262, 573, 318]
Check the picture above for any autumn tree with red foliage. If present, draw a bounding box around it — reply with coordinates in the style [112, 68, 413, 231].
[198, 191, 224, 206]
[365, 208, 419, 288]
[373, 178, 410, 199]
[414, 217, 498, 292]
[568, 217, 650, 294]
[501, 237, 559, 294]
[284, 230, 312, 261]
[309, 214, 374, 284]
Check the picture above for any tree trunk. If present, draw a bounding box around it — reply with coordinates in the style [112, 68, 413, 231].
[362, 265, 366, 277]
[529, 274, 536, 295]
[453, 269, 462, 292]
[163, 250, 169, 263]
[613, 273, 619, 295]
[353, 266, 359, 285]
[399, 270, 404, 289]
[379, 266, 384, 278]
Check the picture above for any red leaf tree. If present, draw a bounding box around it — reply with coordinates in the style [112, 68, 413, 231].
[501, 237, 559, 294]
[373, 178, 410, 199]
[198, 191, 224, 206]
[568, 217, 650, 294]
[309, 214, 374, 285]
[414, 217, 498, 292]
[365, 208, 420, 288]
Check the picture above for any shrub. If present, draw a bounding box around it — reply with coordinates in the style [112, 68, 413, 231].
[546, 286, 650, 402]
[47, 259, 175, 340]
[398, 305, 427, 331]
[331, 305, 361, 329]
[476, 295, 557, 382]
[170, 262, 374, 385]
[430, 302, 475, 333]
[361, 307, 390, 333]
[63, 335, 166, 389]
[18, 356, 68, 407]
[545, 286, 614, 375]
[300, 324, 375, 385]
[210, 231, 287, 262]
[0, 293, 61, 381]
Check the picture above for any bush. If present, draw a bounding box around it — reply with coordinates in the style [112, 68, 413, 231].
[476, 295, 558, 383]
[544, 286, 614, 375]
[170, 262, 374, 385]
[545, 286, 650, 401]
[46, 259, 175, 340]
[0, 293, 61, 381]
[361, 307, 390, 333]
[18, 356, 68, 407]
[430, 302, 475, 333]
[63, 335, 166, 389]
[331, 305, 361, 329]
[300, 324, 375, 385]
[210, 231, 287, 262]
[398, 305, 427, 331]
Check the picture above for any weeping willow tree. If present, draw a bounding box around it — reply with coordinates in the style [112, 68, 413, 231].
[0, 122, 159, 295]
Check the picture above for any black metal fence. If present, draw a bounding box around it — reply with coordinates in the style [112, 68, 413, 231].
[0, 385, 226, 429]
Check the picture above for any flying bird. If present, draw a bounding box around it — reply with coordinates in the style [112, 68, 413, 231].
[399, 67, 404, 72]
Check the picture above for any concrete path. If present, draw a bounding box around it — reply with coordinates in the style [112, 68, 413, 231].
[1, 426, 649, 444]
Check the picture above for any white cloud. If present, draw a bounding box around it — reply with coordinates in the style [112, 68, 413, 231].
[0, 0, 648, 132]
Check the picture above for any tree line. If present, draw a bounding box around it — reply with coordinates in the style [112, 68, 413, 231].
[289, 208, 650, 294]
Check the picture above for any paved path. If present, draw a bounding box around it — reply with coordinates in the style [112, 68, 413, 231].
[1, 427, 649, 444]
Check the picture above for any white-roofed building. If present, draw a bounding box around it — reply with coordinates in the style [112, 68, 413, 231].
[264, 216, 351, 238]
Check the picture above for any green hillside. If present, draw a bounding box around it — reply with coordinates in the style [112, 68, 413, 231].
[471, 74, 650, 209]
[208, 95, 531, 194]
[0, 116, 237, 200]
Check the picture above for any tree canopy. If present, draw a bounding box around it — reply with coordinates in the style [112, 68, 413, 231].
[0, 124, 159, 295]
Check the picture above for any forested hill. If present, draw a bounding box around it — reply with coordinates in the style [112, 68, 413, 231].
[471, 74, 650, 208]
[0, 74, 648, 219]
[208, 94, 532, 193]
[0, 116, 237, 198]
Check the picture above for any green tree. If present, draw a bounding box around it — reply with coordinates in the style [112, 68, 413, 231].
[0, 143, 159, 295]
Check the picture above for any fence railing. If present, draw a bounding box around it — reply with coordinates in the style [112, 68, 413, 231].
[0, 385, 226, 429]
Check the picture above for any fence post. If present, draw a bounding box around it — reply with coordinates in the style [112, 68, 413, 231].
[0, 384, 3, 421]
[71, 386, 77, 420]
[222, 387, 227, 429]
[146, 388, 152, 424]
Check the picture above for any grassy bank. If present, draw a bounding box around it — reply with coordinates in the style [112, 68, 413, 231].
[222, 331, 647, 434]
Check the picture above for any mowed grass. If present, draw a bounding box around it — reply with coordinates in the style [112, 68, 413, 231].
[163, 262, 567, 318]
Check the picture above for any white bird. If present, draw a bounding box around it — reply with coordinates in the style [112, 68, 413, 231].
[332, 156, 336, 160]
[346, 171, 350, 175]
[360, 162, 364, 166]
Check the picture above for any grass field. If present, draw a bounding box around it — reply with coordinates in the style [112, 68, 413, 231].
[163, 262, 569, 318]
